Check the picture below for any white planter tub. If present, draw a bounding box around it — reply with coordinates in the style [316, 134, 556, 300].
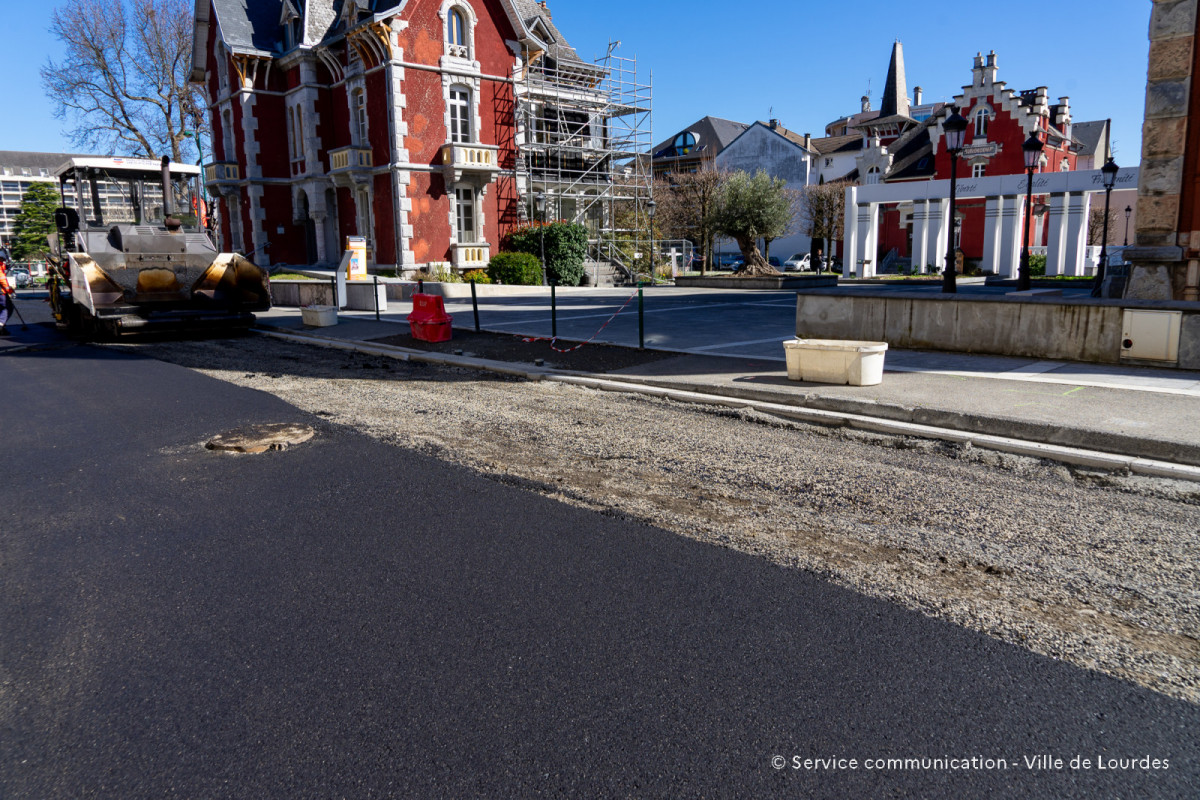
[783, 339, 888, 386]
[301, 305, 339, 327]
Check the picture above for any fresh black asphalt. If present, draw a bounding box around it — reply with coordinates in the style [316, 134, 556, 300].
[2, 339, 1197, 798]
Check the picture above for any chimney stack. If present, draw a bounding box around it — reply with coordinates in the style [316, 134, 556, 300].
[769, 118, 780, 129]
[803, 132, 811, 149]
[913, 86, 923, 106]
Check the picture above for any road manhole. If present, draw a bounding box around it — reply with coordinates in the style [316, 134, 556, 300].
[205, 423, 315, 454]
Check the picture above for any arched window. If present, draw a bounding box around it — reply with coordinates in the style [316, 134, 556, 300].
[673, 132, 697, 156]
[866, 166, 881, 185]
[449, 87, 471, 143]
[974, 107, 989, 139]
[448, 9, 465, 45]
[446, 7, 469, 57]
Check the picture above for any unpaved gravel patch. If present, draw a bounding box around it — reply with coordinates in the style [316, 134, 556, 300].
[119, 336, 1200, 703]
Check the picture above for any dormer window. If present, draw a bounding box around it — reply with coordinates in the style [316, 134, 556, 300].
[672, 132, 697, 156]
[446, 6, 470, 59]
[280, 1, 302, 50]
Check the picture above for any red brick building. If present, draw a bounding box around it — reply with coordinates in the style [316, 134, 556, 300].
[190, 0, 589, 274]
[852, 49, 1090, 268]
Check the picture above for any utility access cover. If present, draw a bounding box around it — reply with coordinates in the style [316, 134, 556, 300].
[205, 423, 315, 454]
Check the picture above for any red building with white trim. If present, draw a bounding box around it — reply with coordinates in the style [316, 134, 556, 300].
[189, 0, 590, 274]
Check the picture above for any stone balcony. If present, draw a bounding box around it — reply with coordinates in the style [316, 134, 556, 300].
[203, 162, 239, 185]
[451, 242, 490, 270]
[439, 143, 501, 185]
[329, 146, 373, 172]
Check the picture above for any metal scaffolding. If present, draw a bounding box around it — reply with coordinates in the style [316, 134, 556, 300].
[513, 45, 653, 281]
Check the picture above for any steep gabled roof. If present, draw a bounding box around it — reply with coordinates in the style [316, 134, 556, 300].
[880, 40, 910, 118]
[509, 0, 587, 66]
[651, 116, 751, 159]
[212, 0, 285, 55]
[1071, 119, 1109, 158]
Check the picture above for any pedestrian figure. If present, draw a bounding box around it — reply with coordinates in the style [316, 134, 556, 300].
[0, 254, 16, 336]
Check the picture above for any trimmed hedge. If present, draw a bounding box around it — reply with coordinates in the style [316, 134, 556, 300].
[487, 252, 542, 285]
[501, 221, 588, 286]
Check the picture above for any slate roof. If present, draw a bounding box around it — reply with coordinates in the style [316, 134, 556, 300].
[880, 41, 909, 118]
[1071, 120, 1108, 158]
[511, 0, 586, 65]
[884, 126, 934, 181]
[212, 0, 284, 54]
[304, 0, 343, 45]
[650, 116, 750, 159]
[809, 134, 863, 156]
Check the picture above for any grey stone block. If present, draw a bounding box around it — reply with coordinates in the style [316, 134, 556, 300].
[1151, 0, 1199, 40]
[1141, 156, 1187, 193]
[1146, 79, 1192, 119]
[1179, 313, 1200, 369]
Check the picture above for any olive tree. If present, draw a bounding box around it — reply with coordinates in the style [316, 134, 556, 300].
[713, 169, 795, 276]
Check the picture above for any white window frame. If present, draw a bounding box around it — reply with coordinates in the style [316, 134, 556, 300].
[449, 86, 472, 143]
[973, 105, 992, 141]
[353, 87, 368, 147]
[455, 186, 476, 243]
[440, 1, 477, 63]
[866, 166, 881, 185]
[971, 162, 985, 179]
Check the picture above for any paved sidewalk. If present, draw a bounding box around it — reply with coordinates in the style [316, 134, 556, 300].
[253, 301, 1200, 468]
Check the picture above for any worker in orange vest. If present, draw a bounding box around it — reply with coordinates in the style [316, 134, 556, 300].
[0, 253, 15, 336]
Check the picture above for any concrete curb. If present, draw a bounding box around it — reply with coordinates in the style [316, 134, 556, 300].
[253, 324, 1200, 484]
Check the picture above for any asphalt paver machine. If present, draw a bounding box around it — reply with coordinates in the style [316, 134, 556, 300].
[47, 156, 270, 337]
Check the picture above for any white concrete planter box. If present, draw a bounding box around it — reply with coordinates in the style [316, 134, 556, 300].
[301, 305, 339, 327]
[783, 339, 888, 386]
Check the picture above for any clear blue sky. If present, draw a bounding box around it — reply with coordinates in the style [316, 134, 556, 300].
[0, 0, 1151, 165]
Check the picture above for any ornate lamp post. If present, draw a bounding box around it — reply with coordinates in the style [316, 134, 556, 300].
[1018, 131, 1045, 291]
[1091, 157, 1120, 298]
[535, 191, 547, 285]
[941, 108, 968, 294]
[1124, 204, 1132, 246]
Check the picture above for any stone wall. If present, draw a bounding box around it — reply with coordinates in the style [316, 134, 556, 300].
[1125, 0, 1200, 301]
[795, 291, 1200, 367]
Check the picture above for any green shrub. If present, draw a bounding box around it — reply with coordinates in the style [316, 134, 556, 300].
[1028, 253, 1047, 277]
[487, 251, 542, 285]
[463, 269, 491, 284]
[501, 221, 588, 286]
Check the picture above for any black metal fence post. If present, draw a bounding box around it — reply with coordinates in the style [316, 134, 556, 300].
[330, 276, 337, 307]
[551, 283, 557, 339]
[373, 275, 380, 321]
[638, 282, 644, 350]
[471, 279, 480, 332]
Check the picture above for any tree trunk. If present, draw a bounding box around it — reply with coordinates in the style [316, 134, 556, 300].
[736, 237, 779, 277]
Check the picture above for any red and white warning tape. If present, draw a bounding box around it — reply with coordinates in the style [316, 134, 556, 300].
[521, 287, 640, 353]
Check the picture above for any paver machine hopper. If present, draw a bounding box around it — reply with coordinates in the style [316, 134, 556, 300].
[47, 156, 271, 336]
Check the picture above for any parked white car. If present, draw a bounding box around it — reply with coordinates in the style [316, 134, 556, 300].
[784, 253, 828, 272]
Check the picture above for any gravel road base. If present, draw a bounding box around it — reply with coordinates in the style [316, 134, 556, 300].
[119, 334, 1200, 703]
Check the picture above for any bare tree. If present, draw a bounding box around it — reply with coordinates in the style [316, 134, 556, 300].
[653, 168, 727, 275]
[797, 179, 852, 269]
[42, 0, 206, 162]
[1088, 206, 1120, 247]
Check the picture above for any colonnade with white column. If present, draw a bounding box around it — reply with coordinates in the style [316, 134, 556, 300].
[842, 168, 1135, 279]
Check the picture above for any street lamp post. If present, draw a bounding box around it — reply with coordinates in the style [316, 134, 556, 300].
[647, 198, 656, 281]
[1091, 157, 1120, 298]
[535, 191, 547, 285]
[1123, 204, 1132, 246]
[1018, 131, 1045, 292]
[941, 108, 968, 294]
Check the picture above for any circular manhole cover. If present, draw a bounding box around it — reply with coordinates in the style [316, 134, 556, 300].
[205, 423, 315, 454]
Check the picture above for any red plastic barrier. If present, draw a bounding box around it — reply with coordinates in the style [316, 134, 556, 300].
[408, 292, 453, 342]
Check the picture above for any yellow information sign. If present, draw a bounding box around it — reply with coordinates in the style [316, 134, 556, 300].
[346, 236, 368, 280]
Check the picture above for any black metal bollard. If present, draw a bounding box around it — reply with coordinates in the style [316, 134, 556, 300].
[471, 279, 480, 332]
[551, 283, 557, 339]
[330, 276, 337, 307]
[638, 282, 644, 350]
[373, 275, 380, 321]
[417, 278, 423, 295]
